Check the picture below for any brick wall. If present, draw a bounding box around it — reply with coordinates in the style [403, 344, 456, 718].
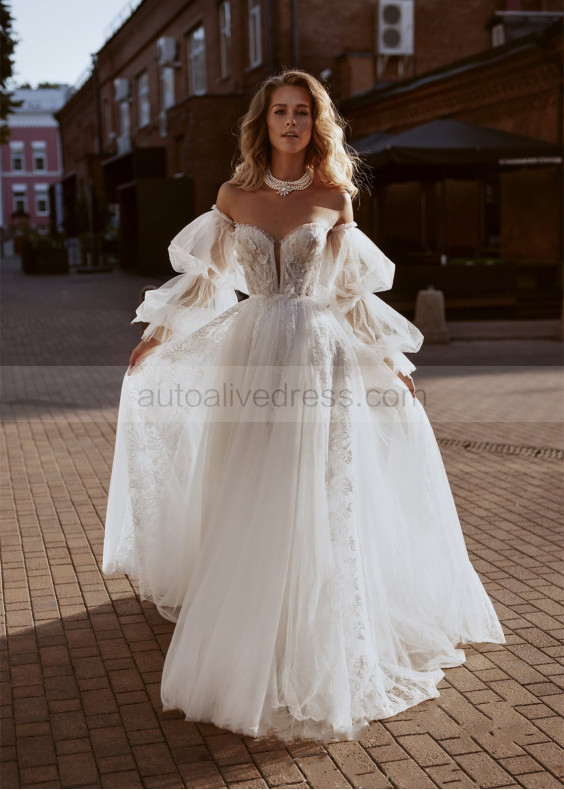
[501, 168, 561, 263]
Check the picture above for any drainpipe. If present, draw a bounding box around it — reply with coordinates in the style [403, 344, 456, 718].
[91, 54, 103, 156]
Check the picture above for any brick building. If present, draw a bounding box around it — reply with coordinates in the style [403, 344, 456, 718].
[55, 0, 563, 318]
[59, 0, 404, 274]
[0, 87, 70, 233]
[338, 4, 563, 318]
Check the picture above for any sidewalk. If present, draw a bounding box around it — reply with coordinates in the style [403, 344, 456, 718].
[447, 320, 561, 341]
[1, 261, 563, 789]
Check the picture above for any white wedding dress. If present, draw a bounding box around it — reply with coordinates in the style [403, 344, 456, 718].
[102, 204, 506, 744]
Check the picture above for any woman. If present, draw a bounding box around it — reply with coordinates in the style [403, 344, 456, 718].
[103, 69, 505, 744]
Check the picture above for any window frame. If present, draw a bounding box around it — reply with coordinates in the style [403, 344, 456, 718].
[248, 0, 262, 68]
[218, 2, 232, 79]
[137, 70, 151, 128]
[10, 142, 25, 172]
[32, 141, 47, 173]
[160, 65, 176, 109]
[119, 99, 131, 138]
[187, 24, 207, 96]
[12, 184, 27, 214]
[35, 185, 49, 217]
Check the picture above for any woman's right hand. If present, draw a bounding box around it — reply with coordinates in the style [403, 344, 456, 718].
[127, 338, 160, 375]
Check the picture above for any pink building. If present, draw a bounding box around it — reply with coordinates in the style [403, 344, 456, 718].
[0, 87, 71, 232]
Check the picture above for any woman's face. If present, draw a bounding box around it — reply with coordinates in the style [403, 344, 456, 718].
[266, 85, 313, 157]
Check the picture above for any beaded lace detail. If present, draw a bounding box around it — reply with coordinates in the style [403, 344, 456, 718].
[211, 204, 357, 300]
[234, 222, 329, 298]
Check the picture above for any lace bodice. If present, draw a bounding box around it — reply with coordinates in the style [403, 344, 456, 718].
[212, 205, 355, 299]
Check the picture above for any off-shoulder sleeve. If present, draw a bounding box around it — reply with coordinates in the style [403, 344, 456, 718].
[131, 205, 248, 343]
[324, 223, 423, 377]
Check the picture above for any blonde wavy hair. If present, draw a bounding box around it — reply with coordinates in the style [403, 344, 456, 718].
[230, 69, 366, 200]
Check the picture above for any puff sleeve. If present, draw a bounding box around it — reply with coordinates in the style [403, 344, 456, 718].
[131, 205, 248, 344]
[324, 222, 423, 377]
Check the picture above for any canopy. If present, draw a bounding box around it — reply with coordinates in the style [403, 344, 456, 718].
[351, 119, 562, 169]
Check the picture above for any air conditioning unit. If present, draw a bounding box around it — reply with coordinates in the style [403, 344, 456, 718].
[377, 0, 414, 56]
[113, 78, 131, 102]
[157, 36, 178, 66]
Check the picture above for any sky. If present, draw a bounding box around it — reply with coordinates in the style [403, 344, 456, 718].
[10, 0, 137, 88]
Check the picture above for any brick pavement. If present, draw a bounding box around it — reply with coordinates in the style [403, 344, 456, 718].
[1, 259, 563, 789]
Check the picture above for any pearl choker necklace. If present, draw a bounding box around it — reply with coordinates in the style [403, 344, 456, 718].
[264, 166, 313, 197]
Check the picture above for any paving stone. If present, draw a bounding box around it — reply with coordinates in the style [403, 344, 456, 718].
[19, 765, 59, 786]
[425, 762, 475, 788]
[142, 773, 184, 788]
[218, 761, 263, 783]
[178, 759, 227, 788]
[57, 750, 99, 786]
[516, 772, 564, 788]
[456, 753, 517, 787]
[524, 742, 564, 778]
[499, 754, 547, 774]
[252, 749, 306, 785]
[295, 753, 352, 788]
[100, 769, 142, 788]
[16, 734, 56, 769]
[380, 758, 436, 788]
[326, 741, 391, 788]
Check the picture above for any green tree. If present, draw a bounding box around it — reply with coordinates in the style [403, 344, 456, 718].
[0, 1, 22, 143]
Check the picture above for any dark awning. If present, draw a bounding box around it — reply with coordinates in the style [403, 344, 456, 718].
[351, 119, 562, 169]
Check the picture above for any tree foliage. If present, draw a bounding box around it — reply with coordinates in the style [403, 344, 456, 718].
[0, 1, 22, 143]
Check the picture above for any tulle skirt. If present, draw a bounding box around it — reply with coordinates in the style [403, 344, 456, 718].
[103, 293, 506, 743]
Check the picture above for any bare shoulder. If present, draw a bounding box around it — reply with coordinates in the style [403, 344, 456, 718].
[215, 181, 239, 218]
[321, 186, 354, 224]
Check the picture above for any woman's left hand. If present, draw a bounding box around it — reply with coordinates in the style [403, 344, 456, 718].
[127, 338, 160, 375]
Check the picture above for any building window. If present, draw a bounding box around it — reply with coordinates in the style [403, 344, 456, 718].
[10, 142, 25, 172]
[161, 66, 175, 109]
[248, 0, 262, 68]
[12, 185, 27, 214]
[35, 185, 49, 216]
[187, 25, 207, 96]
[119, 100, 130, 138]
[104, 101, 113, 141]
[32, 141, 47, 172]
[491, 23, 505, 47]
[219, 2, 231, 78]
[137, 71, 150, 127]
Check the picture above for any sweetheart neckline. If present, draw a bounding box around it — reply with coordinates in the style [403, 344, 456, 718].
[233, 221, 331, 246]
[210, 206, 357, 289]
[211, 205, 357, 245]
[233, 221, 331, 290]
